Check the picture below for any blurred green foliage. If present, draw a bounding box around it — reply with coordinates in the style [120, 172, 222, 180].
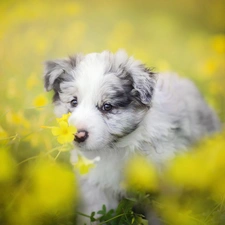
[0, 0, 224, 224]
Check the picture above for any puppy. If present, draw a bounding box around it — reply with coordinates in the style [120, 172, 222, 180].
[44, 50, 220, 224]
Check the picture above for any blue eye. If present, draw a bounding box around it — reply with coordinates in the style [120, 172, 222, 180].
[70, 97, 78, 107]
[102, 103, 113, 112]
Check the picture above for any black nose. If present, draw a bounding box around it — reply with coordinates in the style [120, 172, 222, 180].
[74, 130, 89, 143]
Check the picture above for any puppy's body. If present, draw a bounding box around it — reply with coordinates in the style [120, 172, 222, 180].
[44, 50, 220, 223]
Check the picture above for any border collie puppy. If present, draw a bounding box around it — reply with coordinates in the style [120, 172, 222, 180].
[44, 50, 220, 224]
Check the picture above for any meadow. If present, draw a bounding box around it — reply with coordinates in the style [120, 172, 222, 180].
[0, 0, 225, 224]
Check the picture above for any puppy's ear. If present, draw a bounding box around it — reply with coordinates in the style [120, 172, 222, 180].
[44, 55, 78, 92]
[128, 65, 156, 105]
[115, 50, 156, 105]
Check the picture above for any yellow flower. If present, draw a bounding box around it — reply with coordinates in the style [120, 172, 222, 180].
[33, 94, 48, 108]
[74, 154, 99, 175]
[42, 113, 76, 145]
[51, 121, 77, 144]
[123, 155, 158, 192]
[56, 112, 71, 123]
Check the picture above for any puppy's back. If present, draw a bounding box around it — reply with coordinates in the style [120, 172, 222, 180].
[149, 72, 220, 147]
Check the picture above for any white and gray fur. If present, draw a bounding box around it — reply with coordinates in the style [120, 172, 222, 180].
[44, 50, 221, 224]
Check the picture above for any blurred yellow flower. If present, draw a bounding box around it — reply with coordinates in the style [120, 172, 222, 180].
[33, 94, 48, 108]
[123, 155, 158, 192]
[74, 154, 99, 175]
[166, 132, 225, 190]
[11, 193, 36, 225]
[202, 59, 218, 76]
[31, 160, 77, 212]
[166, 153, 210, 189]
[0, 147, 16, 182]
[6, 110, 30, 129]
[204, 134, 225, 199]
[211, 35, 225, 54]
[159, 197, 205, 225]
[10, 159, 77, 225]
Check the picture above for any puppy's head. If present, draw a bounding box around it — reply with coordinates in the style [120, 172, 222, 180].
[44, 50, 156, 151]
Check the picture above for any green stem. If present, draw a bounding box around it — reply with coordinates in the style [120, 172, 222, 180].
[98, 213, 126, 225]
[0, 134, 18, 140]
[77, 211, 128, 224]
[17, 147, 60, 166]
[76, 211, 91, 218]
[54, 150, 61, 160]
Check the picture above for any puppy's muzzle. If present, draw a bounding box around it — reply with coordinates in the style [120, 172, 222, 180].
[74, 130, 89, 143]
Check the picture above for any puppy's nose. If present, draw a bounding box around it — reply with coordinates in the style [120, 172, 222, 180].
[74, 130, 89, 143]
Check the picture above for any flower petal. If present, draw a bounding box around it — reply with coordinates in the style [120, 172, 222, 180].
[64, 133, 75, 143]
[57, 135, 66, 144]
[56, 113, 71, 123]
[58, 121, 68, 129]
[68, 126, 77, 134]
[74, 155, 96, 175]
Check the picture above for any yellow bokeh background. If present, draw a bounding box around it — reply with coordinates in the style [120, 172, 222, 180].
[0, 0, 224, 224]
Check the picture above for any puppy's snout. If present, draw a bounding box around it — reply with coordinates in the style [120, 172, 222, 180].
[74, 130, 89, 143]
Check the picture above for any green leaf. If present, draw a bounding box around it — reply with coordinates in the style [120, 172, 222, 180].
[140, 218, 148, 225]
[90, 211, 96, 222]
[97, 204, 107, 215]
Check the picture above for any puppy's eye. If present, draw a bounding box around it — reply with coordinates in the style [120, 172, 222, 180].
[102, 103, 113, 112]
[70, 97, 78, 107]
